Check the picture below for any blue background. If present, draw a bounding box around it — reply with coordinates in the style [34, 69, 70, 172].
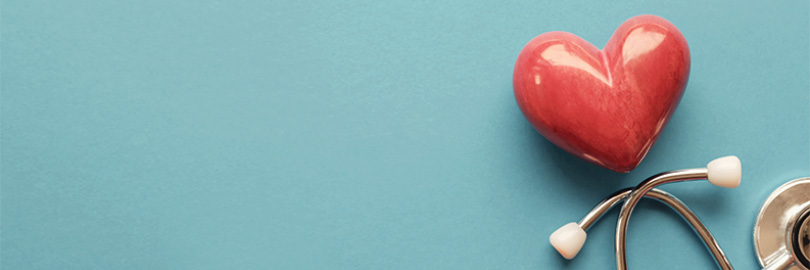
[2, 1, 808, 269]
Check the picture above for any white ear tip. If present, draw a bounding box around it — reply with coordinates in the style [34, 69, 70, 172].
[707, 155, 741, 188]
[549, 222, 587, 260]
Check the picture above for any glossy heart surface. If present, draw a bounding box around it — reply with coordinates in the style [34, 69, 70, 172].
[513, 15, 690, 173]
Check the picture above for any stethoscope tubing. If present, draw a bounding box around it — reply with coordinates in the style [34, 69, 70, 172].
[551, 156, 752, 269]
[615, 168, 732, 269]
[578, 186, 732, 269]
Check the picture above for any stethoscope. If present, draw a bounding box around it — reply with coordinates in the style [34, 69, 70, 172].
[549, 156, 810, 270]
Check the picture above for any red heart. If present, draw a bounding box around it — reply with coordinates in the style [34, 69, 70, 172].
[513, 15, 690, 173]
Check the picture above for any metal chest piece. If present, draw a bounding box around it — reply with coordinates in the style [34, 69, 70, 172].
[755, 178, 810, 270]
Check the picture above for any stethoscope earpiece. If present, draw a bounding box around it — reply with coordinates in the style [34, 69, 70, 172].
[706, 155, 742, 188]
[549, 222, 586, 260]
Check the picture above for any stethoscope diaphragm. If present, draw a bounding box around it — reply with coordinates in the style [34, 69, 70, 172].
[755, 178, 810, 270]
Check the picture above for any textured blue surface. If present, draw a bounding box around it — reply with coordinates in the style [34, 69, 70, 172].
[2, 1, 808, 269]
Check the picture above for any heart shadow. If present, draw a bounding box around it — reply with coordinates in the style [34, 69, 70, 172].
[517, 116, 634, 200]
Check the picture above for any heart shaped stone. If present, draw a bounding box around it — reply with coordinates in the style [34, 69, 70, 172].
[513, 15, 690, 172]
